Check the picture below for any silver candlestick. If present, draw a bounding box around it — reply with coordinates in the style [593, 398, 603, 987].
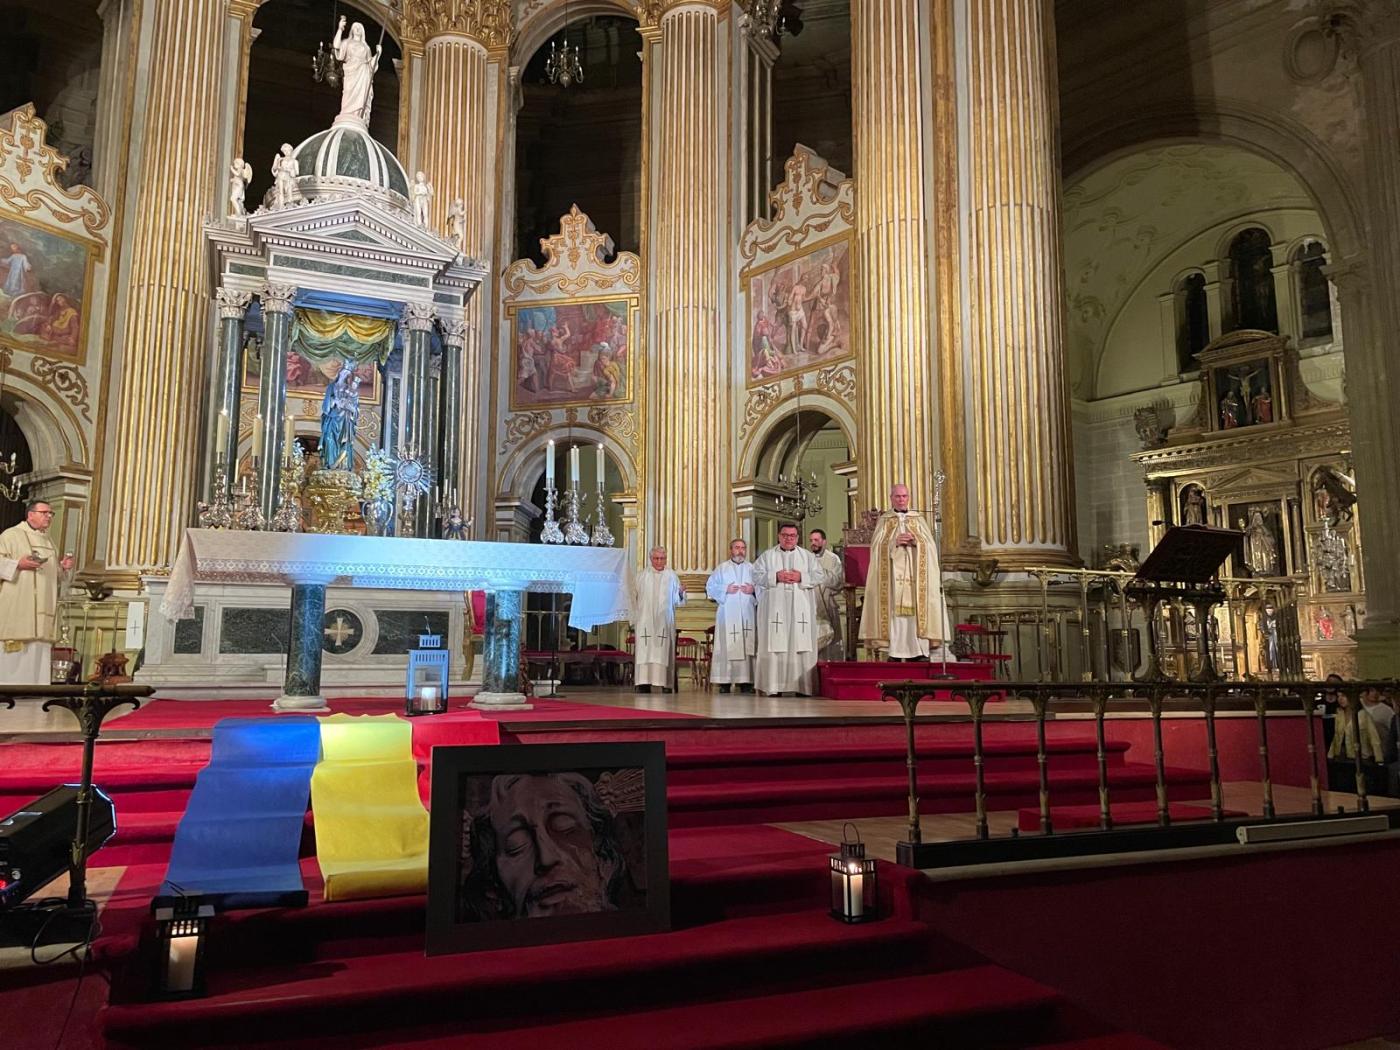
[589, 483, 614, 546]
[197, 464, 236, 529]
[563, 484, 590, 545]
[541, 484, 566, 544]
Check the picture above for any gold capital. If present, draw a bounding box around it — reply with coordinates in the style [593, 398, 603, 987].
[402, 0, 513, 49]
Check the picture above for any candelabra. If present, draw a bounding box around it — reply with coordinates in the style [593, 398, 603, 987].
[0, 450, 22, 503]
[774, 468, 823, 523]
[544, 30, 584, 87]
[269, 442, 305, 533]
[589, 482, 614, 547]
[231, 465, 267, 531]
[196, 464, 236, 529]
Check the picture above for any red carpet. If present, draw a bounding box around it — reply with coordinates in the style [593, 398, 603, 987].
[107, 696, 697, 731]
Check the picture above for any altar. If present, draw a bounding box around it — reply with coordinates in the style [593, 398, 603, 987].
[160, 530, 631, 710]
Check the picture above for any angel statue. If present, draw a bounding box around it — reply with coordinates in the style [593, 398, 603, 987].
[229, 157, 253, 217]
[446, 198, 468, 255]
[412, 172, 434, 227]
[320, 365, 362, 473]
[333, 17, 382, 126]
[272, 144, 300, 209]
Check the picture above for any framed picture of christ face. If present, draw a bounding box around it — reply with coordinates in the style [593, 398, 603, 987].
[508, 295, 637, 411]
[426, 742, 669, 956]
[742, 232, 855, 387]
[0, 212, 99, 363]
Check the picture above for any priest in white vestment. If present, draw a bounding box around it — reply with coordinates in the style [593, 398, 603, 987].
[809, 528, 845, 663]
[632, 546, 685, 692]
[858, 483, 952, 661]
[705, 538, 757, 693]
[0, 500, 74, 684]
[753, 523, 826, 696]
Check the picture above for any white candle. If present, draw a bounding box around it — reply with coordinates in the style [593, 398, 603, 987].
[252, 414, 264, 459]
[570, 444, 580, 485]
[845, 866, 864, 918]
[546, 440, 555, 485]
[216, 410, 230, 453]
[596, 442, 604, 482]
[284, 410, 295, 451]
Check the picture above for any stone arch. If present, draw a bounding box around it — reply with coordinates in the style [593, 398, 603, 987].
[738, 392, 857, 480]
[1062, 100, 1365, 267]
[494, 426, 639, 501]
[513, 0, 640, 66]
[0, 375, 88, 467]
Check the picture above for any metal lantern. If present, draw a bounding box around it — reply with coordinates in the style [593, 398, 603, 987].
[153, 898, 214, 998]
[406, 631, 450, 716]
[829, 823, 879, 924]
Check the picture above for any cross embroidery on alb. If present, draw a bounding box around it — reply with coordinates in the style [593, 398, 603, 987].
[770, 612, 784, 630]
[638, 628, 654, 647]
[728, 624, 742, 646]
[797, 612, 809, 631]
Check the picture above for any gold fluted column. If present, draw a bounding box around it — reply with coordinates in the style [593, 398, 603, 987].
[104, 0, 226, 575]
[649, 1, 728, 574]
[851, 1, 937, 515]
[964, 0, 1077, 567]
[404, 0, 510, 536]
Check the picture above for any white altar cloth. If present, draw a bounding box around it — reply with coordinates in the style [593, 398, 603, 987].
[162, 530, 632, 631]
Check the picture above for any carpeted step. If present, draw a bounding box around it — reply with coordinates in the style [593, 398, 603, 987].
[101, 911, 940, 1047]
[236, 964, 1067, 1050]
[668, 763, 1214, 825]
[1033, 1034, 1169, 1049]
[664, 737, 1131, 785]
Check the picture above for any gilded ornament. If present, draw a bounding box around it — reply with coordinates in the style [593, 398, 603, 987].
[31, 356, 91, 421]
[815, 363, 856, 405]
[0, 106, 110, 236]
[740, 383, 781, 439]
[586, 406, 637, 443]
[502, 205, 641, 297]
[503, 410, 553, 448]
[402, 0, 513, 49]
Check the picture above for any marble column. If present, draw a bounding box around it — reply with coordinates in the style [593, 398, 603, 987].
[275, 581, 328, 711]
[852, 1, 937, 517]
[1323, 1, 1400, 672]
[1201, 261, 1226, 340]
[471, 589, 531, 710]
[439, 319, 468, 514]
[103, 0, 226, 576]
[396, 304, 436, 537]
[1270, 250, 1300, 344]
[963, 0, 1077, 568]
[650, 0, 728, 573]
[256, 284, 296, 522]
[407, 3, 510, 534]
[208, 289, 252, 498]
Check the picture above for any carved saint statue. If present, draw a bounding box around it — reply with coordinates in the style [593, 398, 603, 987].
[446, 198, 468, 254]
[333, 17, 382, 125]
[320, 365, 362, 473]
[1242, 509, 1280, 576]
[229, 158, 253, 217]
[412, 172, 434, 227]
[1182, 485, 1206, 526]
[1220, 388, 1243, 430]
[1259, 602, 1280, 673]
[272, 144, 300, 209]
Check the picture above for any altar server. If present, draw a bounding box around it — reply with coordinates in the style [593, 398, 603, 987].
[632, 546, 685, 692]
[706, 539, 757, 693]
[809, 528, 845, 662]
[753, 523, 826, 696]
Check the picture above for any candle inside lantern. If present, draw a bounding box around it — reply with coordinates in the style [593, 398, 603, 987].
[546, 440, 555, 486]
[845, 862, 864, 918]
[165, 929, 201, 994]
[596, 442, 604, 481]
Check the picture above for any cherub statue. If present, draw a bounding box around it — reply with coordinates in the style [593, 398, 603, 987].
[412, 172, 434, 227]
[446, 197, 467, 254]
[229, 157, 253, 217]
[272, 143, 300, 209]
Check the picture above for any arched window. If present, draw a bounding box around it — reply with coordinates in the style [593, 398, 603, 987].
[1228, 228, 1279, 333]
[1294, 239, 1334, 341]
[1174, 271, 1209, 372]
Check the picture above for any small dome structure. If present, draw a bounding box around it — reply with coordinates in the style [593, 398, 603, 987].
[293, 120, 410, 214]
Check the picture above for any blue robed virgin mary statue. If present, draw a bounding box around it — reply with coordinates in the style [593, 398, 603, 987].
[320, 366, 361, 472]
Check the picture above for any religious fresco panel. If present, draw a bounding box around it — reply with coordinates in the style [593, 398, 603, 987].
[0, 213, 97, 363]
[743, 232, 853, 387]
[508, 296, 633, 411]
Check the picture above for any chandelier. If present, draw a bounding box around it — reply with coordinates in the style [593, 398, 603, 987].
[545, 9, 585, 88]
[774, 400, 822, 523]
[743, 0, 787, 40]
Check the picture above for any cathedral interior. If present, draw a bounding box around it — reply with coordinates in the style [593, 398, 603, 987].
[6, 2, 1400, 1047]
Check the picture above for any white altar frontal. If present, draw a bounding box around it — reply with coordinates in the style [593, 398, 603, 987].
[154, 530, 632, 710]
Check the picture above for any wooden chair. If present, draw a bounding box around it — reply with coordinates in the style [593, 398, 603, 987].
[674, 633, 709, 691]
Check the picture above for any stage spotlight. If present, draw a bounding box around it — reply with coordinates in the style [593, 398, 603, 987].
[0, 785, 116, 909]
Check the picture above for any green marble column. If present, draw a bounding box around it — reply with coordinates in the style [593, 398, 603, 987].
[471, 589, 532, 711]
[256, 284, 296, 521]
[275, 580, 328, 711]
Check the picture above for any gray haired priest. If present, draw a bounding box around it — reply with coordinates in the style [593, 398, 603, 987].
[706, 538, 756, 693]
[632, 546, 685, 692]
[858, 483, 950, 660]
[0, 499, 74, 684]
[754, 523, 825, 696]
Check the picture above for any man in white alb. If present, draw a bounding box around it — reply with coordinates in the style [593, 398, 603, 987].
[753, 523, 825, 696]
[631, 546, 684, 692]
[706, 538, 757, 693]
[858, 483, 951, 661]
[809, 528, 844, 663]
[0, 499, 74, 684]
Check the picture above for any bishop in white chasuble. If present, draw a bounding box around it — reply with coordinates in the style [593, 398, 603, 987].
[705, 539, 757, 689]
[632, 547, 685, 690]
[753, 524, 825, 696]
[858, 483, 950, 660]
[0, 501, 72, 685]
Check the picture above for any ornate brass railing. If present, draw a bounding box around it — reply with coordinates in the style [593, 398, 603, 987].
[882, 678, 1398, 868]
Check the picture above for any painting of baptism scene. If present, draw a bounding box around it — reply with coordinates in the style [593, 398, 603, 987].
[6, 1, 1400, 1048]
[0, 215, 92, 360]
